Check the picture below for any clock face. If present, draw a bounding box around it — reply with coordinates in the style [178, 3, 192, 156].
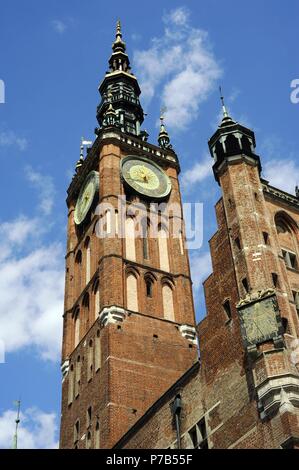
[238, 295, 281, 347]
[121, 156, 172, 199]
[74, 171, 99, 225]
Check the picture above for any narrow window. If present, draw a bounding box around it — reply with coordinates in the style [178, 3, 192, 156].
[75, 356, 81, 397]
[235, 237, 241, 250]
[263, 232, 270, 245]
[293, 291, 299, 312]
[189, 426, 198, 448]
[74, 419, 80, 444]
[68, 364, 74, 405]
[87, 340, 93, 382]
[82, 293, 90, 333]
[75, 250, 82, 292]
[145, 278, 153, 298]
[85, 237, 91, 285]
[282, 317, 289, 334]
[242, 278, 249, 294]
[74, 309, 80, 348]
[272, 273, 279, 289]
[95, 421, 100, 449]
[86, 406, 92, 428]
[86, 431, 92, 449]
[125, 217, 136, 261]
[126, 273, 138, 311]
[223, 300, 232, 321]
[142, 219, 149, 260]
[198, 418, 208, 449]
[179, 230, 184, 255]
[95, 329, 101, 372]
[162, 283, 174, 321]
[94, 280, 100, 320]
[158, 226, 170, 272]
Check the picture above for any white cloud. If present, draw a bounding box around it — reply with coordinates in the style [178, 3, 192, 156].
[181, 154, 212, 189]
[51, 20, 67, 34]
[190, 251, 212, 293]
[0, 217, 64, 361]
[25, 166, 56, 216]
[263, 159, 299, 195]
[0, 407, 58, 449]
[134, 6, 221, 131]
[0, 130, 27, 151]
[166, 6, 189, 26]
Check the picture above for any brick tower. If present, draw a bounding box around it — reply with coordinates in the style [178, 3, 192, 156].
[59, 22, 197, 449]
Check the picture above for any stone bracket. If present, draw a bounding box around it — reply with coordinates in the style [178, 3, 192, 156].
[99, 306, 127, 327]
[61, 359, 70, 382]
[179, 325, 197, 344]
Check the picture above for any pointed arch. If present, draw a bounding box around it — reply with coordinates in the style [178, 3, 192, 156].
[125, 217, 136, 261]
[126, 271, 138, 311]
[158, 225, 170, 272]
[162, 279, 175, 321]
[84, 237, 91, 285]
[93, 278, 100, 320]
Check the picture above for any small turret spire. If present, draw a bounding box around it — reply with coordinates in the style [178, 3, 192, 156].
[158, 108, 172, 150]
[219, 86, 229, 118]
[112, 19, 126, 54]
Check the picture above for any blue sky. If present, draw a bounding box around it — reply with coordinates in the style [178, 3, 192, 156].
[0, 0, 298, 448]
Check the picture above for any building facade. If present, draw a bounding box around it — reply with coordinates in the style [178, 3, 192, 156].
[59, 22, 197, 449]
[60, 23, 299, 449]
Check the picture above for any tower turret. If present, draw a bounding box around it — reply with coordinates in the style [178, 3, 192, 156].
[208, 92, 261, 183]
[96, 21, 144, 136]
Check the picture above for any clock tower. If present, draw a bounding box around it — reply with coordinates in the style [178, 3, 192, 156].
[59, 22, 197, 449]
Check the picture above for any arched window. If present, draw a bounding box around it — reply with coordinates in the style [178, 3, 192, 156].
[93, 279, 100, 320]
[87, 339, 93, 382]
[95, 329, 101, 372]
[275, 213, 299, 271]
[68, 364, 74, 405]
[158, 226, 170, 272]
[241, 135, 252, 154]
[141, 218, 150, 260]
[75, 355, 81, 397]
[179, 230, 184, 255]
[95, 421, 100, 449]
[215, 141, 225, 162]
[74, 419, 80, 445]
[125, 217, 136, 261]
[145, 277, 153, 298]
[162, 283, 175, 321]
[74, 308, 80, 348]
[225, 134, 240, 155]
[84, 237, 91, 285]
[106, 210, 111, 235]
[82, 292, 90, 332]
[126, 272, 138, 311]
[86, 431, 92, 449]
[75, 250, 82, 292]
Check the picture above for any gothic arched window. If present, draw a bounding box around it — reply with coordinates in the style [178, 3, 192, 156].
[275, 213, 299, 271]
[74, 308, 80, 348]
[125, 217, 136, 261]
[93, 279, 100, 320]
[162, 282, 175, 321]
[158, 225, 170, 272]
[225, 134, 240, 155]
[126, 272, 138, 311]
[84, 237, 91, 285]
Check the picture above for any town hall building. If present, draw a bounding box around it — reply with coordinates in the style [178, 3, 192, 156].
[59, 22, 299, 449]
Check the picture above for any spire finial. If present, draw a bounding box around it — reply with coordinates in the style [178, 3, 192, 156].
[158, 107, 172, 150]
[12, 400, 21, 449]
[116, 19, 122, 38]
[219, 86, 229, 118]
